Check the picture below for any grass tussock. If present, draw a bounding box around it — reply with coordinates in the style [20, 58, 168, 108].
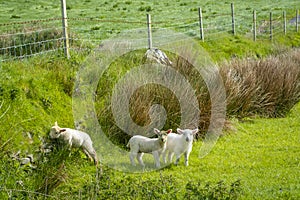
[97, 48, 300, 143]
[221, 48, 300, 118]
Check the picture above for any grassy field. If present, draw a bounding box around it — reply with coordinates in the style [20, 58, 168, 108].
[1, 0, 300, 63]
[0, 49, 299, 199]
[1, 0, 300, 40]
[1, 0, 300, 199]
[1, 0, 299, 23]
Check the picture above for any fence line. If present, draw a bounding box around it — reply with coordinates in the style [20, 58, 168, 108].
[0, 3, 299, 62]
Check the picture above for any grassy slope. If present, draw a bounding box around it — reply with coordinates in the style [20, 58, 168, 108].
[1, 48, 299, 199]
[55, 102, 300, 199]
[1, 0, 300, 199]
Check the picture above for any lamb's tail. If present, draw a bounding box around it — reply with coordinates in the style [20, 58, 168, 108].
[126, 141, 130, 148]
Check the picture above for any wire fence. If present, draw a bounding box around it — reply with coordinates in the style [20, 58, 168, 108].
[0, 3, 299, 62]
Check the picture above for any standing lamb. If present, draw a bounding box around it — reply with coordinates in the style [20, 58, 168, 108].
[126, 128, 172, 168]
[49, 122, 98, 166]
[162, 128, 198, 166]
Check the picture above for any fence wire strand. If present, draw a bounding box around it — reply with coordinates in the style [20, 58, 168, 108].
[0, 5, 299, 62]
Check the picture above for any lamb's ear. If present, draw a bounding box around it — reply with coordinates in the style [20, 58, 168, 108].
[54, 121, 58, 126]
[167, 129, 172, 134]
[177, 128, 184, 135]
[192, 128, 199, 135]
[153, 128, 160, 135]
[59, 128, 67, 133]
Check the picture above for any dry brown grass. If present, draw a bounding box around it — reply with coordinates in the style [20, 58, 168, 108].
[96, 48, 300, 142]
[221, 48, 300, 118]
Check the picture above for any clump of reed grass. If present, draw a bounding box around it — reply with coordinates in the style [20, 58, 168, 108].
[221, 48, 300, 118]
[96, 48, 300, 143]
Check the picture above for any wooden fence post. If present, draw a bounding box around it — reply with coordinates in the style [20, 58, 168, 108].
[231, 3, 235, 35]
[253, 10, 256, 41]
[283, 11, 287, 35]
[146, 14, 152, 49]
[61, 0, 70, 59]
[296, 10, 299, 32]
[198, 7, 204, 41]
[270, 12, 273, 41]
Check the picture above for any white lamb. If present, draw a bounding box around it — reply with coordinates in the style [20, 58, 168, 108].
[126, 128, 172, 168]
[162, 128, 198, 166]
[49, 122, 98, 166]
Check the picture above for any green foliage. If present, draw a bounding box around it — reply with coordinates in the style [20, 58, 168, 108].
[0, 50, 300, 198]
[48, 165, 242, 199]
[0, 28, 63, 58]
[1, 1, 300, 198]
[138, 6, 152, 12]
[185, 180, 242, 200]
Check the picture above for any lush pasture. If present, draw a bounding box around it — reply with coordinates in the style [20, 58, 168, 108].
[0, 0, 300, 199]
[0, 50, 299, 199]
[1, 0, 299, 39]
[1, 0, 299, 23]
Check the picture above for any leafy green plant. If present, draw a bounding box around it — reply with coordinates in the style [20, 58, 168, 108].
[184, 180, 242, 200]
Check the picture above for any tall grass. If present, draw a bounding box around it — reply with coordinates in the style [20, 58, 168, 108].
[1, 45, 300, 198]
[222, 48, 300, 118]
[96, 48, 300, 143]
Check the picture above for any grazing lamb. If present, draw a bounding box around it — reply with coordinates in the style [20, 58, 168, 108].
[126, 128, 172, 168]
[49, 122, 98, 166]
[162, 128, 198, 166]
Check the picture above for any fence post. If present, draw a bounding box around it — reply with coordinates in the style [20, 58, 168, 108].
[231, 3, 235, 35]
[283, 11, 287, 35]
[61, 0, 70, 59]
[270, 12, 273, 41]
[146, 14, 152, 49]
[198, 7, 204, 42]
[296, 10, 299, 32]
[253, 10, 256, 41]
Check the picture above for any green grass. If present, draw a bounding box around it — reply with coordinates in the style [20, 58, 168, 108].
[30, 101, 300, 199]
[1, 0, 299, 41]
[2, 0, 300, 63]
[1, 0, 298, 23]
[1, 0, 300, 199]
[0, 48, 299, 199]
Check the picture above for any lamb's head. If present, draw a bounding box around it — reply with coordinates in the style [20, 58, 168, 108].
[49, 122, 66, 139]
[177, 128, 199, 142]
[154, 128, 172, 143]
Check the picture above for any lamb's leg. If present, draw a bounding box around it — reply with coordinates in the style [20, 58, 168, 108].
[184, 151, 190, 166]
[168, 152, 174, 163]
[83, 148, 98, 166]
[82, 148, 93, 161]
[152, 151, 160, 168]
[68, 138, 73, 151]
[184, 148, 192, 166]
[66, 139, 72, 157]
[136, 153, 145, 167]
[175, 153, 181, 165]
[129, 152, 137, 166]
[162, 150, 167, 164]
[91, 152, 98, 166]
[87, 149, 98, 166]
